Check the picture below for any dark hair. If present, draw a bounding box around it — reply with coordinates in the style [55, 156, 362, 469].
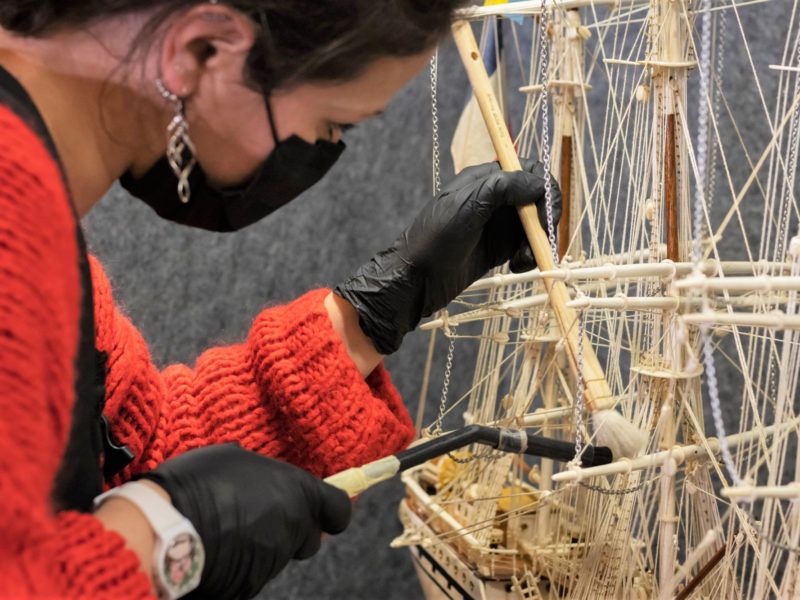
[0, 1, 468, 93]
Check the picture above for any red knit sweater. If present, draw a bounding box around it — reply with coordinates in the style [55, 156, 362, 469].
[0, 105, 415, 597]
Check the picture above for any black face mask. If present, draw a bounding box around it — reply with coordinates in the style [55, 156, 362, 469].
[120, 99, 345, 232]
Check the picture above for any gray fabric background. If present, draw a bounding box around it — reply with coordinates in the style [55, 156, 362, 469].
[82, 4, 790, 598]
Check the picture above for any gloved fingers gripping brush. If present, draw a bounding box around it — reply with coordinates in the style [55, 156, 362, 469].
[140, 445, 352, 600]
[324, 426, 614, 498]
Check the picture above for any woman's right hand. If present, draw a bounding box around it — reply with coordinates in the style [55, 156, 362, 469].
[140, 444, 352, 599]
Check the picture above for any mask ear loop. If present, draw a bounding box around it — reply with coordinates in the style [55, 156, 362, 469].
[255, 8, 280, 146]
[265, 98, 281, 146]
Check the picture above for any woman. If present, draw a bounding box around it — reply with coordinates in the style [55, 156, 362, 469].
[0, 1, 559, 598]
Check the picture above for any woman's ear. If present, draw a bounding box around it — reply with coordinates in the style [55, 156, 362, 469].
[158, 3, 257, 98]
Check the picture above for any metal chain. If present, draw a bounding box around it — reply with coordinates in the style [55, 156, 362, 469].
[785, 32, 800, 239]
[425, 326, 502, 463]
[425, 48, 498, 467]
[774, 31, 800, 258]
[579, 479, 648, 496]
[430, 49, 442, 197]
[448, 448, 504, 464]
[538, 10, 558, 261]
[426, 50, 446, 437]
[427, 323, 502, 464]
[429, 324, 456, 437]
[573, 306, 586, 462]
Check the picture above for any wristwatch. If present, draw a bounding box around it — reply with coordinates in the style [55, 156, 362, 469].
[94, 481, 205, 599]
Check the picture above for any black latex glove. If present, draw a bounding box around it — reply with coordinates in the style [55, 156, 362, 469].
[335, 159, 561, 355]
[140, 444, 352, 600]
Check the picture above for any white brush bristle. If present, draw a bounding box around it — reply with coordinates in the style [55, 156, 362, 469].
[592, 409, 647, 459]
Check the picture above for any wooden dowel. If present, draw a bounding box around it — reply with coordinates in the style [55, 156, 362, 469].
[558, 135, 573, 260]
[722, 482, 800, 500]
[551, 417, 800, 482]
[452, 20, 614, 412]
[415, 328, 438, 433]
[567, 295, 680, 311]
[455, 0, 618, 20]
[465, 259, 791, 293]
[467, 405, 574, 428]
[664, 114, 680, 262]
[465, 253, 665, 292]
[682, 311, 800, 329]
[674, 275, 800, 292]
[674, 544, 726, 600]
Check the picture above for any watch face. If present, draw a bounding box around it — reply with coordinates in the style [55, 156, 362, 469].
[162, 533, 203, 594]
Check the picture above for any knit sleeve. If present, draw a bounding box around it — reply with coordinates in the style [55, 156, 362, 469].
[2, 512, 152, 598]
[93, 260, 416, 481]
[0, 105, 152, 598]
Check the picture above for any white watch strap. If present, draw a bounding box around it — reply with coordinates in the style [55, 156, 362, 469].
[94, 481, 187, 533]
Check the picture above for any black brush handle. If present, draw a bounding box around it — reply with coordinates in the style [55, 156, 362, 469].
[396, 425, 613, 471]
[397, 425, 486, 470]
[524, 432, 613, 467]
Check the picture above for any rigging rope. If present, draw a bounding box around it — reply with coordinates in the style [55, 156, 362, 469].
[692, 0, 744, 487]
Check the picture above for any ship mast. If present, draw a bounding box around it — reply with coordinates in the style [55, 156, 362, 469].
[551, 9, 589, 261]
[646, 0, 692, 264]
[643, 0, 695, 594]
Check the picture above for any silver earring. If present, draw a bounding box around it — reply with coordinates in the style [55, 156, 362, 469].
[156, 78, 196, 204]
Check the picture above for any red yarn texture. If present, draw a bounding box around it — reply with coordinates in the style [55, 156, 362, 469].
[0, 105, 415, 597]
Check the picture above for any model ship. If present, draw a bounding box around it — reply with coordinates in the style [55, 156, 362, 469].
[392, 1, 800, 598]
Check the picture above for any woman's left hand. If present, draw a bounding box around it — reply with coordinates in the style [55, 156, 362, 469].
[335, 159, 560, 355]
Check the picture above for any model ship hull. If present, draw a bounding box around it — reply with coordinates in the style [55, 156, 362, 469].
[396, 464, 654, 600]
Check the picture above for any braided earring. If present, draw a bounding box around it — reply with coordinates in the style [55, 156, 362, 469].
[155, 78, 197, 204]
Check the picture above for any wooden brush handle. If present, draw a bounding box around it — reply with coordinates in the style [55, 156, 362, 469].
[451, 20, 614, 412]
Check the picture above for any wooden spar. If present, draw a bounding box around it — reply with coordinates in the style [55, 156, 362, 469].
[722, 482, 800, 500]
[467, 405, 575, 428]
[558, 135, 573, 260]
[422, 285, 795, 333]
[555, 9, 581, 261]
[452, 20, 615, 413]
[681, 311, 800, 329]
[420, 280, 615, 331]
[653, 0, 685, 264]
[415, 328, 438, 432]
[665, 113, 680, 262]
[455, 0, 618, 19]
[664, 530, 719, 598]
[674, 275, 800, 292]
[675, 544, 727, 600]
[657, 408, 678, 599]
[654, 13, 687, 593]
[568, 295, 680, 311]
[465, 259, 793, 292]
[551, 417, 800, 482]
